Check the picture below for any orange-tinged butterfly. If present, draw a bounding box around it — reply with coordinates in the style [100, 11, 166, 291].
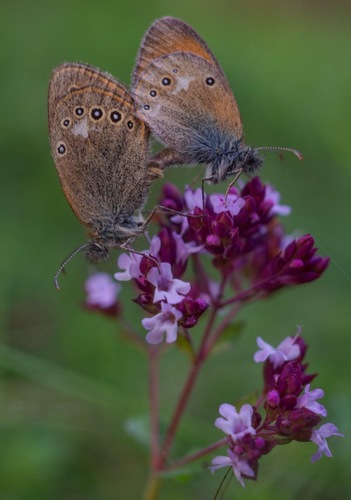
[132, 17, 301, 185]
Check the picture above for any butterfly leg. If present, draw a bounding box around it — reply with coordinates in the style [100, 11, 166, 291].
[148, 148, 188, 171]
[225, 169, 243, 203]
[119, 238, 160, 267]
[201, 177, 213, 210]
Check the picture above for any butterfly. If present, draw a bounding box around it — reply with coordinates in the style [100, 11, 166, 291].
[132, 17, 301, 185]
[48, 63, 163, 288]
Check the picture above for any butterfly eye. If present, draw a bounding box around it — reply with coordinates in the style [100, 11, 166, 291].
[161, 77, 172, 86]
[110, 110, 122, 123]
[75, 106, 85, 117]
[127, 120, 134, 130]
[205, 77, 215, 86]
[57, 142, 67, 155]
[172, 68, 178, 73]
[91, 108, 104, 120]
[143, 104, 150, 111]
[150, 90, 157, 97]
[61, 118, 71, 128]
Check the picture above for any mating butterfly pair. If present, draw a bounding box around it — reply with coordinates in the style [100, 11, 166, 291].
[48, 17, 300, 288]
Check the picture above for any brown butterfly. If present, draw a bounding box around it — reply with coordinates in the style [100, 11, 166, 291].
[132, 17, 301, 185]
[48, 63, 163, 288]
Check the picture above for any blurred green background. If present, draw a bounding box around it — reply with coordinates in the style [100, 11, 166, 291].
[1, 0, 350, 498]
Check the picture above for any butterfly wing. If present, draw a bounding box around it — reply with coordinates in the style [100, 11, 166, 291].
[132, 17, 243, 165]
[132, 16, 223, 87]
[48, 63, 154, 237]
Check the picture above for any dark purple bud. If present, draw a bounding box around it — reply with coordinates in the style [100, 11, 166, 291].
[133, 295, 160, 314]
[280, 394, 298, 411]
[277, 408, 322, 437]
[258, 235, 330, 291]
[277, 361, 303, 397]
[178, 296, 208, 328]
[206, 234, 223, 255]
[254, 437, 266, 450]
[160, 182, 184, 211]
[157, 228, 177, 265]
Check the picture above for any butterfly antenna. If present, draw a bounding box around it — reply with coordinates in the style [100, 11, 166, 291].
[54, 242, 90, 290]
[256, 146, 303, 161]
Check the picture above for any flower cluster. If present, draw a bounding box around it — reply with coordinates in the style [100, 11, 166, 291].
[211, 331, 343, 487]
[86, 178, 329, 347]
[115, 229, 208, 344]
[158, 178, 329, 292]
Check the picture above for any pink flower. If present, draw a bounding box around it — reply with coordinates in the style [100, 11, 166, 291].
[142, 302, 182, 344]
[296, 384, 327, 417]
[215, 403, 256, 440]
[85, 272, 120, 308]
[265, 185, 291, 217]
[184, 185, 203, 211]
[172, 231, 204, 264]
[114, 253, 143, 281]
[210, 449, 255, 488]
[310, 423, 344, 462]
[254, 333, 301, 369]
[210, 191, 245, 217]
[147, 262, 190, 304]
[171, 186, 203, 234]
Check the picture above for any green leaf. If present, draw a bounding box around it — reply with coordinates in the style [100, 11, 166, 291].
[124, 414, 150, 448]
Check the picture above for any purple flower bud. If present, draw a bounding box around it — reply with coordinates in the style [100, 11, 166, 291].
[177, 296, 208, 328]
[206, 234, 224, 254]
[258, 235, 330, 291]
[277, 361, 303, 397]
[277, 408, 322, 436]
[254, 437, 266, 450]
[267, 390, 280, 408]
[160, 182, 185, 212]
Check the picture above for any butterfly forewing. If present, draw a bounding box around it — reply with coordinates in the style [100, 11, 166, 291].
[48, 63, 151, 233]
[132, 16, 223, 87]
[132, 17, 243, 166]
[133, 52, 243, 163]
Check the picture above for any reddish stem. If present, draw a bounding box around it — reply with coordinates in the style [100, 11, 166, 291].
[158, 302, 220, 468]
[219, 280, 266, 308]
[166, 438, 227, 472]
[154, 280, 263, 470]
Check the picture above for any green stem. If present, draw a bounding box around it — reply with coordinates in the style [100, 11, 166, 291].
[149, 346, 160, 469]
[142, 473, 161, 500]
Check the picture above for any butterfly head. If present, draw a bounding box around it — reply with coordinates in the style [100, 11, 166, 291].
[85, 213, 146, 262]
[206, 137, 264, 183]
